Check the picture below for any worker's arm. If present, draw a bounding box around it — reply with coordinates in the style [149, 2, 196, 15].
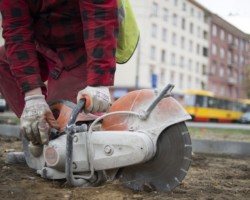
[79, 0, 120, 86]
[0, 0, 45, 94]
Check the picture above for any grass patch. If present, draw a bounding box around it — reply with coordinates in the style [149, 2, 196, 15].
[189, 127, 250, 135]
[189, 127, 250, 141]
[0, 118, 20, 125]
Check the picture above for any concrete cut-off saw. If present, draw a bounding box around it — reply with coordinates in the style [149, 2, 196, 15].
[22, 83, 192, 192]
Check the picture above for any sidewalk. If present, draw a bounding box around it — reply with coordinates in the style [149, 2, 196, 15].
[0, 111, 16, 117]
[0, 111, 19, 125]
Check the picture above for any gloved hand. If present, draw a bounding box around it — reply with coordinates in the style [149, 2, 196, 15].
[20, 95, 59, 146]
[77, 86, 111, 113]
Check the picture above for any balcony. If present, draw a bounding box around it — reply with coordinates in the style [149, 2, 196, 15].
[227, 62, 235, 68]
[228, 43, 236, 51]
[228, 77, 237, 85]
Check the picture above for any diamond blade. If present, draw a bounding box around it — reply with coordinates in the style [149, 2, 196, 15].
[119, 122, 192, 192]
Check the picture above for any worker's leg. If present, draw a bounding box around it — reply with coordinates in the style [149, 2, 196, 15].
[46, 64, 88, 104]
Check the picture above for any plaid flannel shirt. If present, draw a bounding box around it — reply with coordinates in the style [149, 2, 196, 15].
[0, 0, 119, 93]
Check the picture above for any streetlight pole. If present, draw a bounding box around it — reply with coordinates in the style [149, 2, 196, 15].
[135, 40, 140, 89]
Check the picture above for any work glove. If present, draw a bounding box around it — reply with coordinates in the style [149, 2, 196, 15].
[77, 86, 111, 113]
[20, 95, 59, 147]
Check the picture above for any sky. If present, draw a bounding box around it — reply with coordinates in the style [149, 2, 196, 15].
[195, 0, 250, 34]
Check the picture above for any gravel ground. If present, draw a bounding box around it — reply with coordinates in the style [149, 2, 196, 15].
[0, 135, 249, 200]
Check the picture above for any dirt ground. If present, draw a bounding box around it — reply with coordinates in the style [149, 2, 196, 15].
[0, 135, 249, 200]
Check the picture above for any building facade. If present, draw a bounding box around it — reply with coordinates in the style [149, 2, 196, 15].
[115, 0, 250, 99]
[114, 0, 210, 98]
[1, 1, 249, 99]
[208, 14, 250, 99]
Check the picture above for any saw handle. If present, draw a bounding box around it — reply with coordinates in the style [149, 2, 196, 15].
[68, 98, 86, 126]
[142, 83, 174, 120]
[66, 98, 90, 187]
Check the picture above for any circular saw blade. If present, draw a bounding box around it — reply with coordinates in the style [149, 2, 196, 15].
[119, 122, 192, 192]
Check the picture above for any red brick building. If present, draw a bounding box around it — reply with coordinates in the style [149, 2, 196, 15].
[208, 14, 250, 99]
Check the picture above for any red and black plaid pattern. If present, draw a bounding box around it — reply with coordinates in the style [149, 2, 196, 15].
[0, 0, 119, 93]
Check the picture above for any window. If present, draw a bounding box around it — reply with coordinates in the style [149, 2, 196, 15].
[220, 65, 224, 77]
[190, 7, 194, 16]
[181, 36, 185, 49]
[197, 26, 201, 38]
[228, 34, 232, 43]
[220, 29, 225, 41]
[240, 39, 245, 51]
[201, 80, 205, 89]
[240, 55, 244, 65]
[220, 47, 225, 59]
[196, 62, 200, 73]
[163, 8, 168, 22]
[196, 44, 200, 54]
[189, 22, 193, 33]
[150, 46, 156, 60]
[182, 2, 186, 11]
[171, 53, 176, 65]
[188, 59, 192, 70]
[202, 64, 207, 75]
[152, 2, 158, 17]
[197, 11, 201, 19]
[180, 56, 184, 68]
[203, 47, 208, 57]
[151, 24, 157, 38]
[212, 43, 217, 55]
[161, 50, 166, 63]
[174, 0, 178, 6]
[179, 73, 183, 89]
[181, 18, 185, 30]
[188, 76, 192, 88]
[200, 13, 204, 22]
[172, 13, 178, 26]
[212, 24, 217, 37]
[162, 28, 167, 42]
[189, 40, 193, 52]
[149, 65, 156, 82]
[172, 33, 177, 46]
[234, 54, 238, 63]
[204, 14, 209, 23]
[203, 31, 208, 40]
[208, 97, 221, 108]
[230, 69, 233, 77]
[198, 95, 207, 107]
[211, 61, 216, 74]
[160, 68, 166, 84]
[184, 94, 196, 107]
[228, 51, 232, 63]
[235, 37, 239, 47]
[170, 71, 175, 83]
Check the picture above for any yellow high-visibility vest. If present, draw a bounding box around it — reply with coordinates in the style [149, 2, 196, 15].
[116, 0, 140, 64]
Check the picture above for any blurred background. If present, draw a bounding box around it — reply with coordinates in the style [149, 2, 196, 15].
[113, 0, 250, 123]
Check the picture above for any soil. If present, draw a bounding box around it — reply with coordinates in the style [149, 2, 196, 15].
[0, 136, 250, 200]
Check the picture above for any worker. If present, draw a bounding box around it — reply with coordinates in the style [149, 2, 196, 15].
[0, 0, 120, 154]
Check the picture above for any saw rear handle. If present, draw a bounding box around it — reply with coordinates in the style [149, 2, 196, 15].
[140, 84, 174, 120]
[65, 98, 90, 187]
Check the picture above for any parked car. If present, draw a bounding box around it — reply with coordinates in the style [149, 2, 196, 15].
[239, 112, 250, 124]
[0, 95, 7, 112]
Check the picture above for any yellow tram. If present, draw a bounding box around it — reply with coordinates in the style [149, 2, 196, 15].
[239, 99, 250, 112]
[183, 90, 243, 123]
